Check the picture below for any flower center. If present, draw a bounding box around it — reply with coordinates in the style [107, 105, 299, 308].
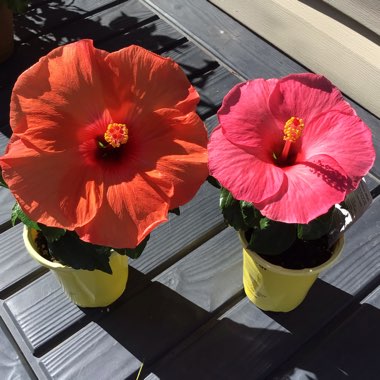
[280, 117, 304, 162]
[104, 123, 128, 148]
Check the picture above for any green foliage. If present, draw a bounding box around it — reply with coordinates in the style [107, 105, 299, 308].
[114, 234, 150, 259]
[0, 170, 8, 188]
[297, 207, 334, 240]
[38, 224, 66, 243]
[11, 202, 40, 230]
[240, 201, 260, 227]
[220, 188, 337, 256]
[247, 218, 297, 255]
[220, 187, 247, 231]
[1, 0, 29, 13]
[46, 231, 113, 274]
[13, 206, 151, 272]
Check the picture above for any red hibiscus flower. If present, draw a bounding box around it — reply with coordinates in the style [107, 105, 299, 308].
[0, 40, 208, 248]
[208, 73, 375, 224]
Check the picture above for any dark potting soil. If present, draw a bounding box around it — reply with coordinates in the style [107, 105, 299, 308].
[245, 230, 334, 270]
[35, 231, 56, 262]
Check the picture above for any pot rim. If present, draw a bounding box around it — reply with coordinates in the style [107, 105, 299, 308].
[23, 226, 70, 271]
[238, 230, 344, 276]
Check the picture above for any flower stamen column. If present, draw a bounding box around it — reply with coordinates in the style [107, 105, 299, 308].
[280, 117, 304, 162]
[104, 123, 129, 148]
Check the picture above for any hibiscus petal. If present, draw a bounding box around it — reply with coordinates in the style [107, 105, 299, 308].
[105, 45, 199, 119]
[10, 40, 115, 152]
[75, 172, 174, 248]
[208, 126, 285, 203]
[258, 154, 349, 224]
[300, 110, 376, 191]
[0, 137, 103, 228]
[123, 108, 208, 208]
[218, 79, 283, 154]
[269, 73, 355, 126]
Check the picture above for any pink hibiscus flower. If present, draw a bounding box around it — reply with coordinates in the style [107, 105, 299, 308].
[208, 73, 375, 224]
[0, 40, 208, 248]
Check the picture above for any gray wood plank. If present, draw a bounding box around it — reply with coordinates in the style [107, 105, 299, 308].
[89, 281, 210, 365]
[0, 188, 14, 230]
[14, 0, 128, 42]
[272, 286, 380, 380]
[1, 265, 151, 355]
[0, 224, 41, 296]
[39, 322, 141, 380]
[3, 273, 85, 352]
[0, 131, 8, 154]
[193, 66, 240, 118]
[0, 318, 35, 380]
[146, 296, 294, 380]
[163, 42, 219, 78]
[37, 281, 210, 379]
[97, 17, 184, 55]
[365, 172, 380, 192]
[154, 227, 242, 312]
[321, 194, 380, 294]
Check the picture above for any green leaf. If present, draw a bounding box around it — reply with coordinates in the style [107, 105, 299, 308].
[114, 234, 150, 259]
[38, 223, 66, 243]
[0, 170, 8, 188]
[219, 188, 247, 231]
[297, 208, 334, 240]
[11, 202, 40, 230]
[47, 231, 113, 274]
[240, 201, 260, 228]
[169, 207, 180, 216]
[247, 218, 297, 255]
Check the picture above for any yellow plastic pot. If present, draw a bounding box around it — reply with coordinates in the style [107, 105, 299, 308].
[23, 227, 129, 308]
[239, 231, 344, 312]
[0, 3, 14, 63]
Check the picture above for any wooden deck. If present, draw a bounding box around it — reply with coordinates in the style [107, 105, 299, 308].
[0, 0, 379, 379]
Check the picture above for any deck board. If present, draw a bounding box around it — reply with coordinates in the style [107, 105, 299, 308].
[154, 227, 243, 312]
[14, 0, 133, 42]
[39, 322, 141, 380]
[272, 285, 380, 379]
[0, 224, 41, 297]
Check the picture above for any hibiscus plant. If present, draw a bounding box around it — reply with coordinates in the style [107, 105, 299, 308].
[0, 40, 208, 274]
[208, 74, 375, 260]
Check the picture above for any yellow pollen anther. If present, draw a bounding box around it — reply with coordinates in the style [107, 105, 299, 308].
[279, 117, 304, 162]
[104, 123, 128, 148]
[283, 117, 304, 143]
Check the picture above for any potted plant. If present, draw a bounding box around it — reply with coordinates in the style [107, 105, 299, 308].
[0, 39, 208, 307]
[208, 73, 375, 312]
[0, 0, 29, 62]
